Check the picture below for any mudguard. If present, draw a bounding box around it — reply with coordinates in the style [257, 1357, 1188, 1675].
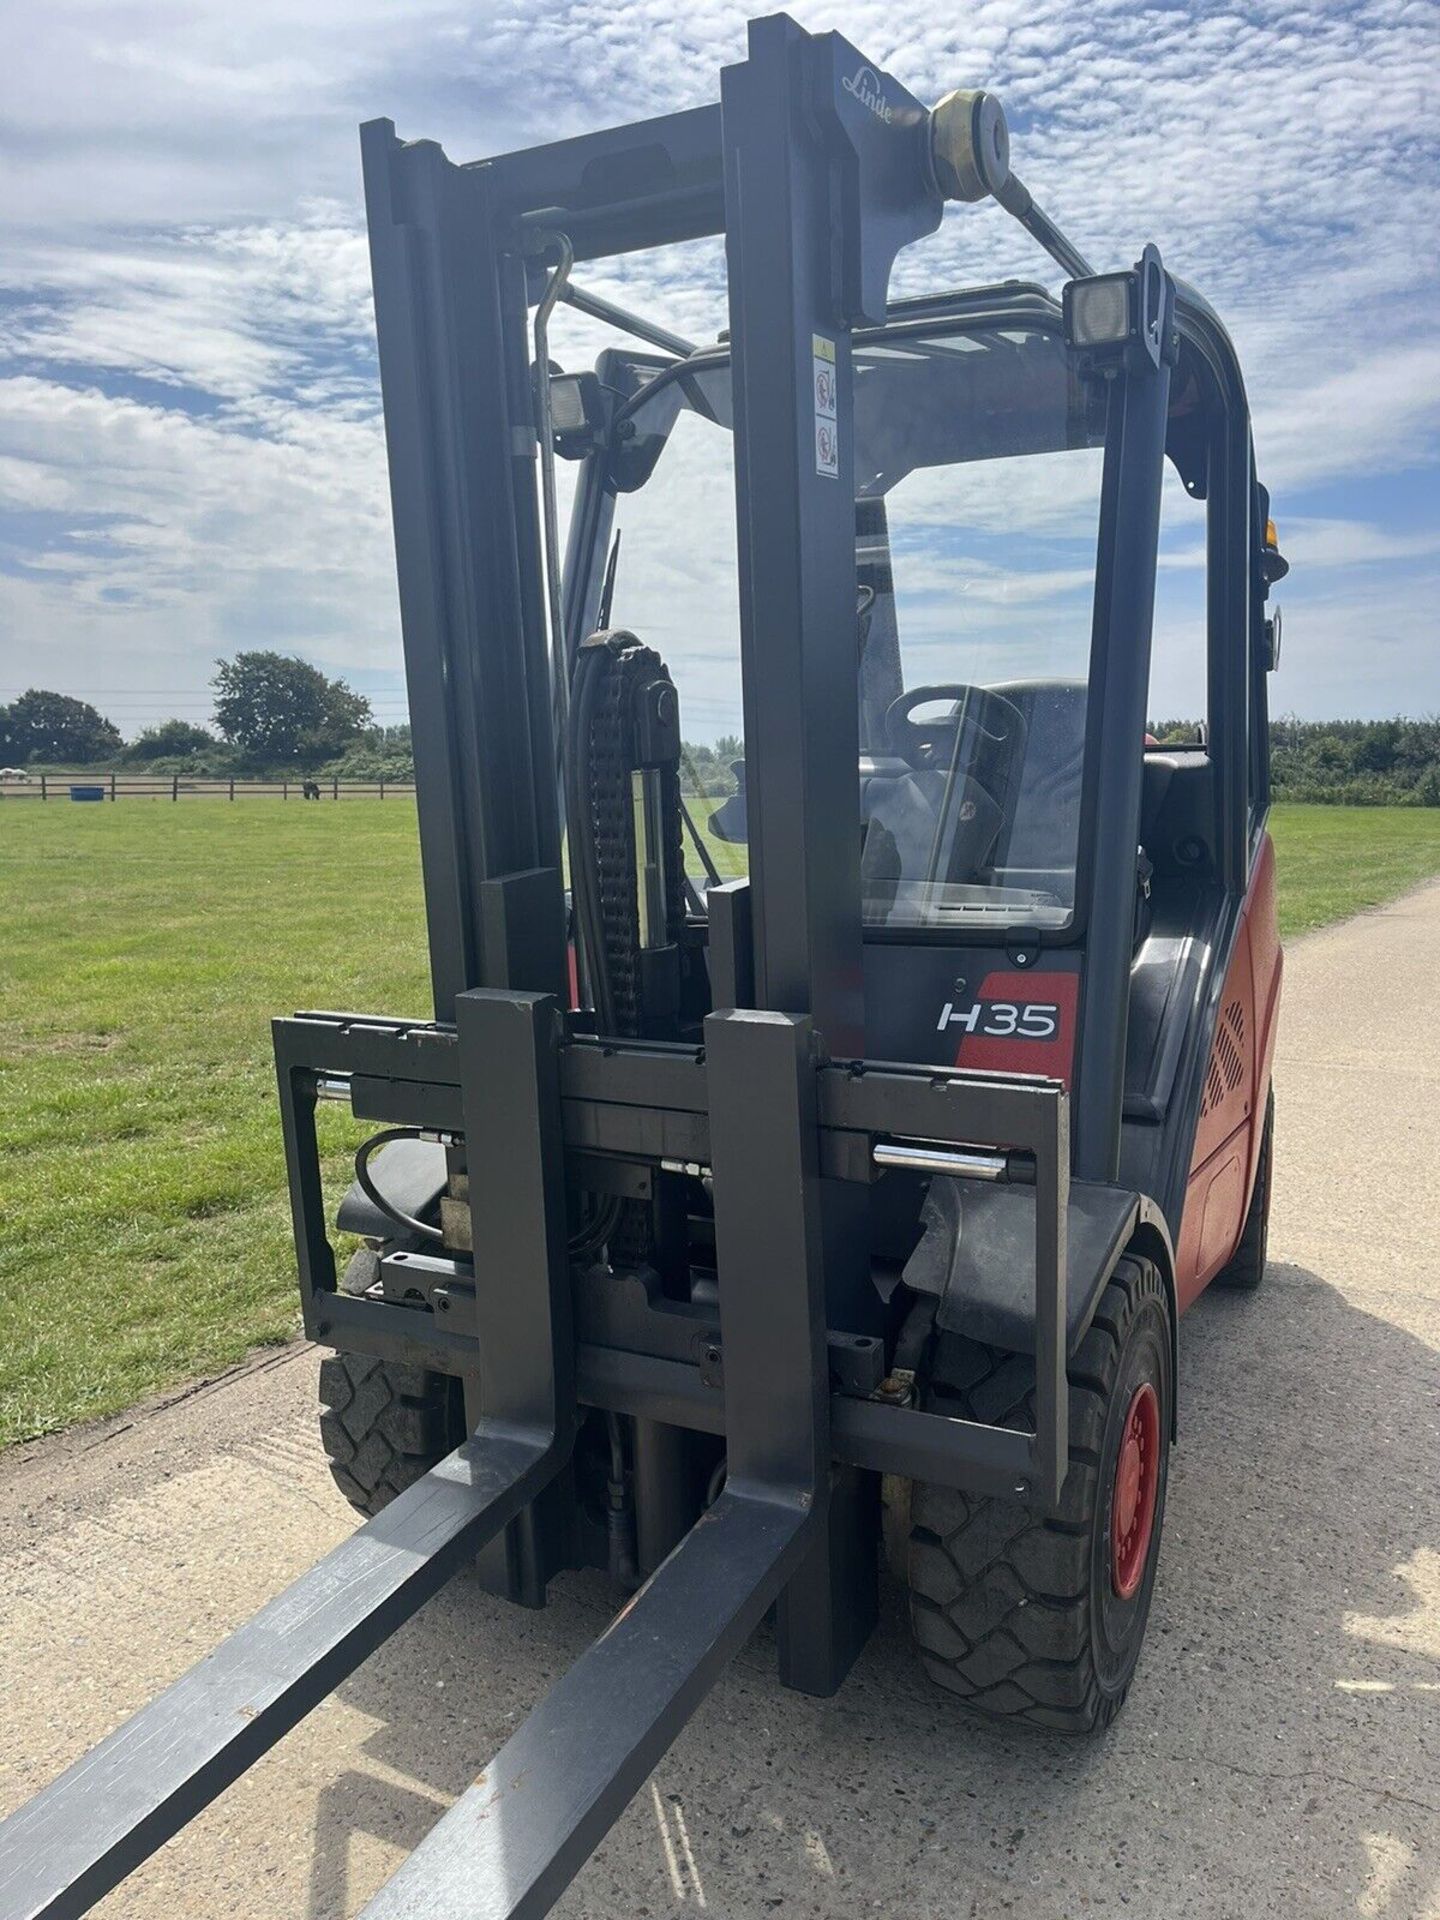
[903, 1175, 1176, 1363]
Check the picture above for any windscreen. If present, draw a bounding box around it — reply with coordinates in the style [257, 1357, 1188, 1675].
[604, 321, 1108, 932]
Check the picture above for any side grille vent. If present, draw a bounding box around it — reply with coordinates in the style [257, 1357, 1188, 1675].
[1201, 1000, 1247, 1116]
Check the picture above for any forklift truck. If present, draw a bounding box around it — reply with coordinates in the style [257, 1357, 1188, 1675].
[0, 16, 1286, 1917]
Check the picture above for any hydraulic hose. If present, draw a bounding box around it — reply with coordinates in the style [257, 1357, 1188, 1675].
[355, 1123, 614, 1263]
[531, 229, 576, 834]
[604, 1412, 640, 1590]
[353, 1129, 445, 1244]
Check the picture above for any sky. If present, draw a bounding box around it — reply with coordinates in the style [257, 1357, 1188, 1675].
[1, 0, 1438, 743]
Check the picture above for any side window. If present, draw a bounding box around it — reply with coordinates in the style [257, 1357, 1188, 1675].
[1149, 460, 1208, 746]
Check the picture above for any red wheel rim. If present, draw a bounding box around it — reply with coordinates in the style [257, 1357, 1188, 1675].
[1111, 1381, 1160, 1601]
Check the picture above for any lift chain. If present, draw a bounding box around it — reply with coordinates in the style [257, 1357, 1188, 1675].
[586, 638, 685, 1039]
[583, 638, 686, 1270]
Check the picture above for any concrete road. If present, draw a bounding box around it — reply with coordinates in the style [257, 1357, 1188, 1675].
[3, 883, 1438, 1920]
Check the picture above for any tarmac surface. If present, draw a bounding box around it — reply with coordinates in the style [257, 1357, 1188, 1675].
[2, 881, 1437, 1919]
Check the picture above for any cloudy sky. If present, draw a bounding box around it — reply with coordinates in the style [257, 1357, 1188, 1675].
[2, 0, 1437, 742]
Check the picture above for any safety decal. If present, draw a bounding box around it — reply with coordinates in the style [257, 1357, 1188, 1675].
[813, 334, 838, 477]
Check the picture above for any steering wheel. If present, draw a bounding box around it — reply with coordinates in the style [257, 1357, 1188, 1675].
[885, 684, 1028, 777]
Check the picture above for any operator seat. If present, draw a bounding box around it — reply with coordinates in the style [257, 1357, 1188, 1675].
[986, 678, 1153, 945]
[985, 678, 1087, 884]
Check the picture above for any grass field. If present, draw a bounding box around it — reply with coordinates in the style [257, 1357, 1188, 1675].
[1261, 803, 1440, 934]
[4, 797, 1440, 1448]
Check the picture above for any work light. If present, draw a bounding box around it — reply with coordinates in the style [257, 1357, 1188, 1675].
[1063, 246, 1171, 369]
[546, 370, 608, 456]
[1064, 273, 1132, 349]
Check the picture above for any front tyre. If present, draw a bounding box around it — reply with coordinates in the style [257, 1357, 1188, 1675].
[318, 1351, 464, 1518]
[907, 1255, 1172, 1733]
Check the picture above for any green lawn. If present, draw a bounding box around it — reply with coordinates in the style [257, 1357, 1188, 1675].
[0, 802, 430, 1446]
[2, 797, 1439, 1447]
[1267, 804, 1440, 935]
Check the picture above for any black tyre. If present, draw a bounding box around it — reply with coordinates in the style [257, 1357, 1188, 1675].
[318, 1351, 464, 1518]
[907, 1255, 1172, 1733]
[1212, 1086, 1274, 1290]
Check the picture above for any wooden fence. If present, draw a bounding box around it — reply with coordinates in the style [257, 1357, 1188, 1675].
[0, 776, 417, 802]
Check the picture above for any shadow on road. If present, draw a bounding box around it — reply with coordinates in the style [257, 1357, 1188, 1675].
[310, 1262, 1438, 1919]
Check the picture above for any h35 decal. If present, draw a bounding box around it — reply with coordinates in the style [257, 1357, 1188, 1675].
[940, 969, 1080, 1089]
[938, 999, 1060, 1039]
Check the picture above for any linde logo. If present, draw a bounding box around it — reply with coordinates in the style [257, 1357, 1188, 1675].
[841, 64, 893, 122]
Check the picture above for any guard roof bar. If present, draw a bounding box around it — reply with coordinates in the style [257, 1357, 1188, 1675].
[560, 280, 697, 358]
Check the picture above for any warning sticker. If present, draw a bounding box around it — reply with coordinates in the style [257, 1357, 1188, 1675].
[812, 333, 838, 478]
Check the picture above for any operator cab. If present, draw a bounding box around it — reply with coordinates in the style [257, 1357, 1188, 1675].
[555, 267, 1280, 1245]
[562, 295, 1216, 1056]
[595, 310, 1105, 945]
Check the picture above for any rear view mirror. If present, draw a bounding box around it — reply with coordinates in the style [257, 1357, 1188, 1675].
[1265, 606, 1282, 673]
[708, 761, 748, 843]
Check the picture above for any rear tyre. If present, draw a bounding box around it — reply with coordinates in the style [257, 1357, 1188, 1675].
[318, 1351, 464, 1518]
[1211, 1086, 1274, 1290]
[907, 1255, 1172, 1733]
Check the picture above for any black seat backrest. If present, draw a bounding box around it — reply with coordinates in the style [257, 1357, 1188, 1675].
[986, 678, 1087, 876]
[1139, 749, 1216, 879]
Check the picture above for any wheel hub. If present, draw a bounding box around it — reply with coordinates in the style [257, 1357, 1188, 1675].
[1111, 1380, 1160, 1600]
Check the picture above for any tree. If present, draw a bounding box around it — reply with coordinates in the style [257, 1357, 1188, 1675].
[120, 719, 217, 763]
[1, 689, 122, 764]
[314, 677, 373, 756]
[211, 652, 372, 763]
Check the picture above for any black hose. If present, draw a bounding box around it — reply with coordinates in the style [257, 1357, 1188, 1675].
[353, 1128, 445, 1244]
[604, 1411, 639, 1589]
[356, 1122, 612, 1261]
[569, 1192, 619, 1262]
